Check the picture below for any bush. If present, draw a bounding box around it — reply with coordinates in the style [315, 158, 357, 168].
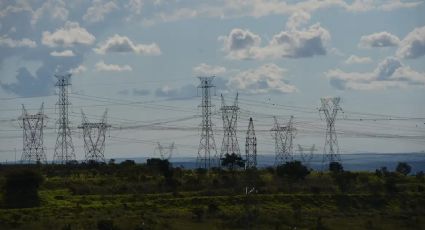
[276, 161, 310, 182]
[329, 162, 343, 174]
[3, 169, 44, 208]
[396, 162, 411, 175]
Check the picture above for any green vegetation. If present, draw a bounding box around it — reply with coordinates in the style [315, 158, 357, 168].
[0, 159, 424, 229]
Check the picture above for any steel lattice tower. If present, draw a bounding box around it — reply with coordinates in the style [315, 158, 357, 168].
[220, 93, 240, 162]
[79, 109, 111, 162]
[271, 116, 296, 165]
[155, 142, 175, 160]
[19, 103, 48, 164]
[319, 97, 343, 164]
[53, 74, 75, 163]
[245, 117, 257, 169]
[197, 76, 218, 169]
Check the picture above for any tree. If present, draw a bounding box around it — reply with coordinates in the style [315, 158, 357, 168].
[3, 169, 44, 208]
[221, 153, 245, 170]
[146, 158, 172, 177]
[276, 161, 310, 182]
[329, 161, 344, 174]
[396, 162, 411, 175]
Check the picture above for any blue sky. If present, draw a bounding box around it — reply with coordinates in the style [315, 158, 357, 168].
[0, 0, 424, 162]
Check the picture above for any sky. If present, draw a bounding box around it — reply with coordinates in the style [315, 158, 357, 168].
[0, 0, 424, 162]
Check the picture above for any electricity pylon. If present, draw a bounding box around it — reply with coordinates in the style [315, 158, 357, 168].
[271, 116, 296, 166]
[197, 76, 218, 169]
[245, 117, 257, 169]
[19, 103, 47, 164]
[220, 93, 240, 164]
[319, 97, 343, 165]
[155, 142, 175, 160]
[78, 109, 111, 162]
[53, 74, 75, 164]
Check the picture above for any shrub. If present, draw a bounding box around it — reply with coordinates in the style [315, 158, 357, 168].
[276, 161, 310, 182]
[396, 162, 411, 176]
[3, 169, 44, 208]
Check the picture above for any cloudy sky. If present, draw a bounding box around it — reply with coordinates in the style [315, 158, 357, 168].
[0, 0, 424, 162]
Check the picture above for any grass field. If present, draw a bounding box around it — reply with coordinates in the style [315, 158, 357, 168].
[0, 160, 424, 229]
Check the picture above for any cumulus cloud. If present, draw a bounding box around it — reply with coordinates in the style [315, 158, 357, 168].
[220, 23, 330, 59]
[95, 61, 132, 72]
[0, 35, 36, 48]
[31, 0, 68, 25]
[359, 31, 400, 48]
[218, 28, 261, 60]
[379, 0, 423, 11]
[397, 26, 425, 59]
[50, 50, 75, 57]
[326, 57, 425, 90]
[42, 21, 95, 47]
[267, 23, 330, 58]
[126, 0, 144, 15]
[142, 0, 423, 25]
[69, 65, 87, 75]
[228, 64, 297, 94]
[83, 0, 118, 23]
[94, 34, 161, 55]
[193, 63, 226, 76]
[286, 10, 311, 30]
[344, 55, 372, 64]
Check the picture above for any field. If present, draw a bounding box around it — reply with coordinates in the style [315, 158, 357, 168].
[0, 160, 424, 229]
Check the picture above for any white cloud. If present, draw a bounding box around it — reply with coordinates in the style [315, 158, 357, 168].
[220, 23, 330, 60]
[31, 0, 68, 25]
[344, 55, 372, 64]
[0, 36, 36, 48]
[193, 63, 226, 76]
[83, 0, 118, 23]
[397, 26, 425, 59]
[94, 34, 161, 55]
[326, 57, 425, 90]
[70, 65, 87, 75]
[379, 0, 423, 11]
[0, 2, 32, 18]
[286, 10, 311, 30]
[359, 31, 400, 48]
[218, 28, 261, 60]
[228, 63, 297, 94]
[142, 0, 423, 25]
[95, 61, 132, 72]
[50, 50, 75, 57]
[42, 21, 95, 47]
[126, 0, 144, 15]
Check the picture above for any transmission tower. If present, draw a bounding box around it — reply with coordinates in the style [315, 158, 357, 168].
[245, 117, 257, 169]
[319, 97, 343, 164]
[197, 76, 218, 169]
[78, 109, 111, 162]
[220, 93, 241, 163]
[155, 142, 175, 160]
[271, 116, 296, 165]
[298, 144, 315, 167]
[53, 74, 75, 164]
[19, 103, 48, 164]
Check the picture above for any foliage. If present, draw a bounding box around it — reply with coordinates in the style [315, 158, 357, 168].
[0, 161, 423, 229]
[276, 161, 310, 182]
[221, 153, 245, 170]
[329, 162, 344, 174]
[3, 169, 44, 208]
[396, 162, 411, 175]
